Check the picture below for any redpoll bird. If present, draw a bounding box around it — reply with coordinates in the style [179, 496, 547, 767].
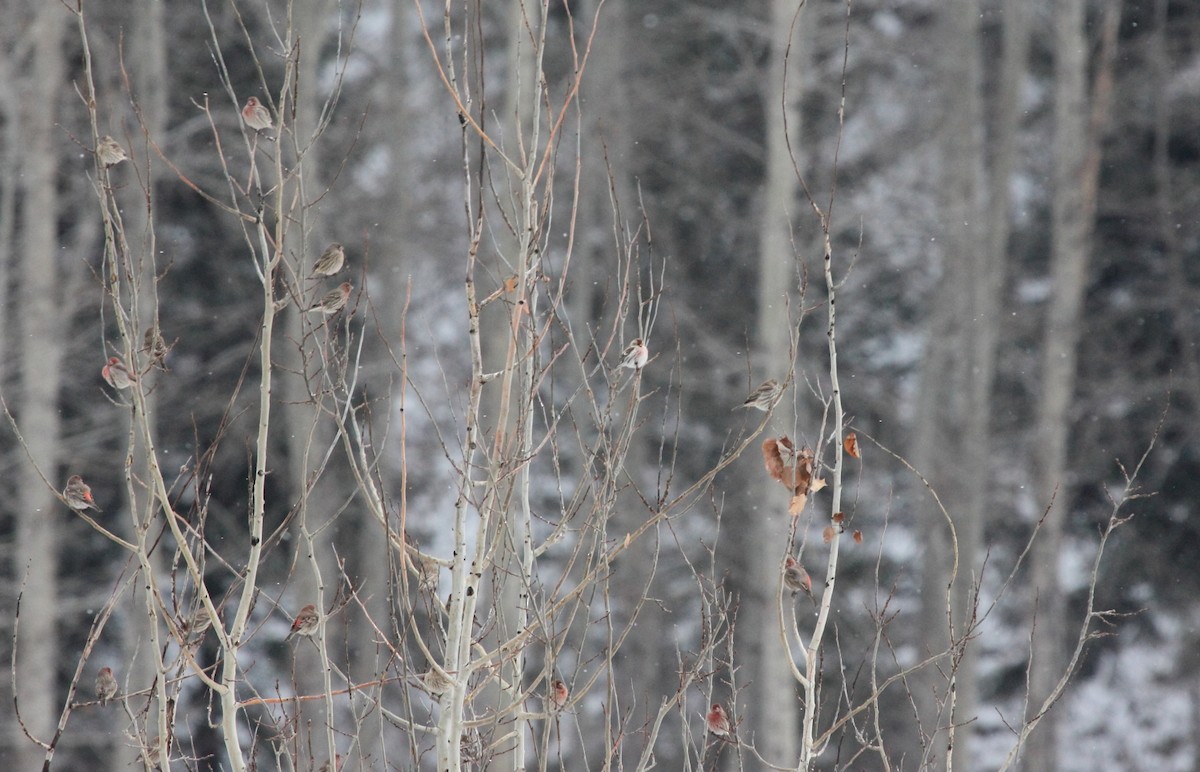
[102, 356, 137, 390]
[311, 243, 346, 278]
[285, 603, 320, 641]
[95, 666, 118, 706]
[737, 378, 784, 411]
[96, 135, 127, 167]
[143, 326, 169, 369]
[619, 338, 649, 370]
[422, 668, 452, 696]
[307, 282, 352, 315]
[63, 475, 101, 512]
[182, 605, 213, 641]
[705, 703, 731, 737]
[241, 96, 273, 132]
[549, 679, 569, 711]
[784, 556, 813, 598]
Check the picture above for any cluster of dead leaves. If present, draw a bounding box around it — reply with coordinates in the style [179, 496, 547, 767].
[822, 512, 864, 545]
[762, 435, 866, 545]
[762, 436, 826, 516]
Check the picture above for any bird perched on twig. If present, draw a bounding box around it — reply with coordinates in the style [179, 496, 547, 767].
[102, 356, 136, 390]
[311, 243, 346, 278]
[307, 282, 352, 316]
[784, 556, 813, 599]
[619, 338, 648, 371]
[736, 378, 784, 412]
[95, 667, 118, 706]
[63, 475, 101, 513]
[705, 703, 731, 737]
[285, 603, 320, 641]
[241, 96, 273, 132]
[549, 679, 569, 712]
[96, 136, 127, 167]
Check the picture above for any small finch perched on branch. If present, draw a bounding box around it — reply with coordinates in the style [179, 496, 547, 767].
[705, 703, 731, 737]
[143, 326, 169, 369]
[102, 356, 136, 390]
[619, 338, 648, 370]
[285, 603, 320, 641]
[737, 378, 784, 411]
[63, 475, 100, 512]
[95, 666, 118, 706]
[182, 605, 213, 642]
[784, 556, 813, 599]
[422, 668, 452, 696]
[96, 135, 127, 167]
[549, 679, 569, 712]
[311, 243, 346, 278]
[241, 96, 273, 132]
[308, 282, 352, 315]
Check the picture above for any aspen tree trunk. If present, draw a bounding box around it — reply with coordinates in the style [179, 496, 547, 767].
[13, 4, 65, 770]
[913, 0, 989, 767]
[118, 0, 172, 764]
[732, 0, 811, 765]
[285, 0, 344, 765]
[1026, 0, 1092, 765]
[474, 4, 542, 769]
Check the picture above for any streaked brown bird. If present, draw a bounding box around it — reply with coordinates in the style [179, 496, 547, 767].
[307, 282, 352, 316]
[95, 666, 118, 706]
[736, 378, 784, 411]
[96, 136, 127, 167]
[311, 243, 346, 278]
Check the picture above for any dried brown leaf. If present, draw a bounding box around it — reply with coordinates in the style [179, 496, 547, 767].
[763, 438, 785, 484]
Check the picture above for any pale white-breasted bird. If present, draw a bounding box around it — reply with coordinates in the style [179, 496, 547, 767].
[241, 96, 273, 132]
[619, 338, 648, 370]
[102, 356, 137, 390]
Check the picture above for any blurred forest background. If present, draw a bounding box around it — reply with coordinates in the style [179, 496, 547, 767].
[1, 0, 1198, 769]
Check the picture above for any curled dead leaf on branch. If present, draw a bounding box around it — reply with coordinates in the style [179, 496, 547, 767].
[844, 431, 860, 459]
[763, 436, 824, 516]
